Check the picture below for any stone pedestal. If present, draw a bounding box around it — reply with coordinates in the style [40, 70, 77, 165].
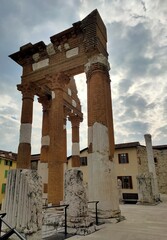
[137, 173, 159, 205]
[88, 123, 121, 221]
[2, 169, 42, 239]
[64, 169, 96, 235]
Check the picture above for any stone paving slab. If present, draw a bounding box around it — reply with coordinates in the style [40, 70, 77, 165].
[43, 233, 74, 240]
[67, 195, 167, 240]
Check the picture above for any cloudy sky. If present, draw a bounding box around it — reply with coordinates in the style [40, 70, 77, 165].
[0, 0, 166, 155]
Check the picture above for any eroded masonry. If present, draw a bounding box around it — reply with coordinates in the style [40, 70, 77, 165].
[9, 10, 120, 216]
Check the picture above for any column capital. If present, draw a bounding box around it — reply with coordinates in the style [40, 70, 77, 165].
[68, 114, 82, 128]
[17, 83, 38, 100]
[85, 54, 110, 72]
[38, 96, 51, 111]
[63, 106, 71, 119]
[84, 54, 110, 82]
[46, 72, 70, 91]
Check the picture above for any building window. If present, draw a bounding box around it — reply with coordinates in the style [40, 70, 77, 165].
[117, 176, 133, 189]
[4, 160, 12, 166]
[4, 160, 8, 166]
[118, 153, 129, 164]
[1, 183, 6, 194]
[4, 170, 8, 178]
[80, 157, 87, 166]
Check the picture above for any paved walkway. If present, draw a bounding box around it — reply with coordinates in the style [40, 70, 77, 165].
[68, 195, 167, 240]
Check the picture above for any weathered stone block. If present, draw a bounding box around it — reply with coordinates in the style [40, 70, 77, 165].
[2, 169, 42, 239]
[64, 169, 96, 235]
[137, 173, 159, 204]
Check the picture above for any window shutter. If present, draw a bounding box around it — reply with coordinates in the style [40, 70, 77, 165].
[118, 154, 121, 163]
[1, 183, 6, 193]
[4, 170, 8, 178]
[126, 153, 129, 163]
[129, 176, 133, 189]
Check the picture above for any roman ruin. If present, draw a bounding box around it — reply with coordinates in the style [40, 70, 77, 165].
[3, 169, 42, 239]
[3, 10, 120, 236]
[64, 169, 96, 235]
[137, 134, 160, 204]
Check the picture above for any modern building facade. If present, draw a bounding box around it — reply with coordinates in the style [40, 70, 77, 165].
[67, 142, 167, 202]
[0, 150, 17, 208]
[1, 141, 167, 206]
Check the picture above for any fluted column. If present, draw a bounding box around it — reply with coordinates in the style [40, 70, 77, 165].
[63, 107, 70, 165]
[38, 96, 51, 163]
[47, 73, 70, 204]
[85, 54, 115, 157]
[69, 114, 81, 167]
[85, 54, 120, 218]
[17, 83, 34, 169]
[38, 96, 51, 201]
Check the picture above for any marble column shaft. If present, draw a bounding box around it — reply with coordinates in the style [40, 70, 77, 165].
[47, 73, 70, 204]
[85, 54, 120, 217]
[17, 83, 34, 169]
[69, 114, 81, 167]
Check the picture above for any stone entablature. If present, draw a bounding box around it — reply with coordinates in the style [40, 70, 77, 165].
[9, 10, 108, 81]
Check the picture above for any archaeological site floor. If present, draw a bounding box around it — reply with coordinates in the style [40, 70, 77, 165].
[67, 194, 167, 240]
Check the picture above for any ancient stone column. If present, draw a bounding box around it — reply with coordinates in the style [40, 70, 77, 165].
[38, 96, 51, 202]
[3, 169, 42, 240]
[17, 83, 34, 169]
[85, 54, 120, 219]
[47, 73, 70, 205]
[63, 107, 69, 166]
[64, 169, 95, 235]
[144, 134, 159, 200]
[68, 114, 81, 167]
[38, 96, 51, 163]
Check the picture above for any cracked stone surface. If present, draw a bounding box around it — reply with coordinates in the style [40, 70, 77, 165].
[2, 169, 42, 239]
[64, 169, 96, 235]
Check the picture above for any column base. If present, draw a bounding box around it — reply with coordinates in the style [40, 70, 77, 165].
[137, 198, 161, 206]
[89, 208, 123, 224]
[67, 215, 96, 235]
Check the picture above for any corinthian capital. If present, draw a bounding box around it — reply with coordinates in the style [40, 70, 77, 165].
[17, 83, 35, 99]
[46, 72, 70, 90]
[38, 96, 51, 111]
[68, 113, 82, 127]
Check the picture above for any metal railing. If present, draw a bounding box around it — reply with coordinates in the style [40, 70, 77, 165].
[43, 204, 69, 235]
[0, 213, 26, 240]
[88, 201, 99, 225]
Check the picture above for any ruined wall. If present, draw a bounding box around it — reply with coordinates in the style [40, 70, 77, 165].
[137, 146, 149, 175]
[154, 149, 167, 194]
[137, 146, 167, 194]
